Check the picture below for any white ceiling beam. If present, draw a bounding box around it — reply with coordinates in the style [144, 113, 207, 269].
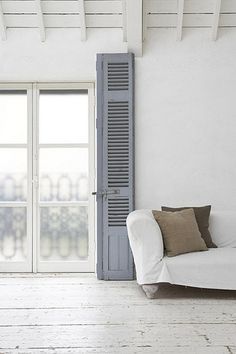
[0, 1, 6, 40]
[212, 0, 221, 40]
[78, 0, 86, 41]
[126, 0, 143, 57]
[35, 0, 45, 41]
[176, 0, 184, 41]
[122, 0, 127, 42]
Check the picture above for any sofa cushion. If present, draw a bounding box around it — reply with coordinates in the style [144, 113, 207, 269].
[162, 205, 216, 248]
[152, 208, 208, 257]
[163, 248, 236, 290]
[209, 211, 236, 247]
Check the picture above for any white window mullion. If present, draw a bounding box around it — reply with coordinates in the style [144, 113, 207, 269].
[0, 202, 27, 207]
[27, 85, 34, 272]
[39, 202, 89, 207]
[0, 144, 27, 148]
[39, 143, 89, 149]
[32, 83, 39, 273]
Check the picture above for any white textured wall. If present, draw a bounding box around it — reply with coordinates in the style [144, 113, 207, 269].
[1, 27, 236, 212]
[0, 28, 126, 81]
[136, 29, 236, 212]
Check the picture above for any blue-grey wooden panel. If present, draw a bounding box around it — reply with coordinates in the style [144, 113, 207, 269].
[96, 53, 134, 280]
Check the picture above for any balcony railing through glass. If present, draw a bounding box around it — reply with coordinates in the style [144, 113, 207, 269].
[0, 173, 88, 261]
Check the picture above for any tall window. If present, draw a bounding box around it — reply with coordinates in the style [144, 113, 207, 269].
[0, 84, 95, 273]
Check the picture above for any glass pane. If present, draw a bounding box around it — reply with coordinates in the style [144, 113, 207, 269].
[39, 148, 88, 202]
[40, 206, 88, 261]
[0, 208, 27, 261]
[0, 91, 27, 144]
[39, 91, 88, 144]
[0, 149, 27, 201]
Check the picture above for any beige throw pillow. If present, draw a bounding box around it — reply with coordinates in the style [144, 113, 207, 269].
[161, 205, 216, 248]
[152, 208, 208, 257]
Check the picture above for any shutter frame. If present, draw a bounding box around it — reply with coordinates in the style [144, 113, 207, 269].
[96, 53, 135, 280]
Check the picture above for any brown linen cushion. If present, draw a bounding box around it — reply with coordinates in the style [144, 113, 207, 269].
[152, 208, 208, 257]
[161, 205, 216, 248]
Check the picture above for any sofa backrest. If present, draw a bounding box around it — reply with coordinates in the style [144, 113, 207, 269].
[210, 211, 236, 247]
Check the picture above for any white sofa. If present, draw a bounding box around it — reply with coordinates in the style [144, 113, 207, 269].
[127, 209, 236, 298]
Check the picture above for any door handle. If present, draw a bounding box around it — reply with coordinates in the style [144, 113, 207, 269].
[92, 189, 120, 199]
[92, 191, 105, 196]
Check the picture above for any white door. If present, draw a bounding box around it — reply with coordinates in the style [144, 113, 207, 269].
[0, 83, 95, 273]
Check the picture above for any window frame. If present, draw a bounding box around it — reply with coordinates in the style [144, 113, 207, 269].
[0, 82, 95, 273]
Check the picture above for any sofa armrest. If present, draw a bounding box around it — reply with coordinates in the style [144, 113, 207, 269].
[127, 209, 164, 285]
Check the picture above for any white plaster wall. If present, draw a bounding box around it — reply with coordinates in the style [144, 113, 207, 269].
[1, 27, 236, 213]
[0, 28, 126, 81]
[136, 29, 236, 212]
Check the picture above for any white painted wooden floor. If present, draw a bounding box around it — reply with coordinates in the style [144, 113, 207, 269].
[0, 275, 236, 354]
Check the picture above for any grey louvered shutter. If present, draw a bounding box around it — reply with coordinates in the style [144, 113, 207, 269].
[96, 53, 134, 280]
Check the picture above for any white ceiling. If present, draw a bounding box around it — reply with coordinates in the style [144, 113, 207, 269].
[0, 0, 236, 55]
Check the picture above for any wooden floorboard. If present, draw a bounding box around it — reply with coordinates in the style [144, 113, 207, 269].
[0, 275, 236, 353]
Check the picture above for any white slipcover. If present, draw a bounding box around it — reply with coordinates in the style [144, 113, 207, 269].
[127, 209, 236, 289]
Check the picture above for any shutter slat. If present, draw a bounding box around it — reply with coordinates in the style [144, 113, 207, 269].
[96, 53, 134, 280]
